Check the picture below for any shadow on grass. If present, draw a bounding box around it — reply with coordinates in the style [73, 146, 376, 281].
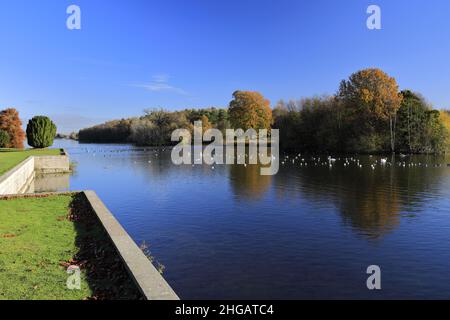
[67, 193, 144, 300]
[0, 148, 61, 153]
[0, 148, 20, 153]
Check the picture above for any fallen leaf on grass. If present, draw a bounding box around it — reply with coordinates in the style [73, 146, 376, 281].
[1, 234, 16, 238]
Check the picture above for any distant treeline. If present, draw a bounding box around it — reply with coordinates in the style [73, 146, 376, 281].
[78, 108, 229, 146]
[78, 68, 450, 154]
[56, 132, 79, 140]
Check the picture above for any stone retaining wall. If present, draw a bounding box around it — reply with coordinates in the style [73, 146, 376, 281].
[0, 149, 69, 195]
[0, 157, 35, 195]
[34, 150, 70, 174]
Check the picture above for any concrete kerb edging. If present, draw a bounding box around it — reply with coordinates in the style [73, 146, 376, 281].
[0, 191, 180, 300]
[82, 190, 180, 300]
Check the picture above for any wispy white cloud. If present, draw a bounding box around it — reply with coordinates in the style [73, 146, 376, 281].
[130, 74, 188, 95]
[151, 73, 171, 83]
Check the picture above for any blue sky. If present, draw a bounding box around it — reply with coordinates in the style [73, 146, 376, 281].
[1, 0, 450, 132]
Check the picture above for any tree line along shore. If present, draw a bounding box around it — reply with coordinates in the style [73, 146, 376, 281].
[47, 69, 450, 154]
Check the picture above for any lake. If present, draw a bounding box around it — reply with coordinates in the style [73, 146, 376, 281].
[43, 139, 450, 299]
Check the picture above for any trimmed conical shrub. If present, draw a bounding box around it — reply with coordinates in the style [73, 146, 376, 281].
[26, 116, 57, 148]
[0, 129, 10, 148]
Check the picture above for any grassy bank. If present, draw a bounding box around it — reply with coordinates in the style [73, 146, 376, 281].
[0, 193, 142, 300]
[0, 148, 61, 176]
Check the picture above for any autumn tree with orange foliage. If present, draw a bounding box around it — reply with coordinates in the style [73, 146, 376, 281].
[187, 114, 213, 140]
[200, 115, 212, 132]
[228, 91, 273, 131]
[338, 68, 403, 152]
[0, 108, 25, 149]
[188, 114, 212, 132]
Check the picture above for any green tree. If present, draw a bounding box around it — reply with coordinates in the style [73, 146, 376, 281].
[396, 91, 448, 153]
[273, 99, 301, 150]
[228, 91, 273, 131]
[78, 119, 132, 143]
[424, 110, 447, 153]
[439, 110, 450, 150]
[395, 90, 428, 152]
[142, 109, 182, 146]
[216, 109, 229, 132]
[0, 129, 10, 148]
[299, 97, 343, 152]
[26, 116, 57, 148]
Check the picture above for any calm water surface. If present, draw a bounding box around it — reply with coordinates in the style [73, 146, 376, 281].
[46, 139, 450, 299]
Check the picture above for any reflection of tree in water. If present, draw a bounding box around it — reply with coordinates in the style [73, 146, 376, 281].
[335, 170, 401, 239]
[228, 164, 272, 200]
[274, 155, 449, 239]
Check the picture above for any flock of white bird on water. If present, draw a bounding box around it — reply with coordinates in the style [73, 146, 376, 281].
[79, 146, 449, 171]
[279, 153, 447, 170]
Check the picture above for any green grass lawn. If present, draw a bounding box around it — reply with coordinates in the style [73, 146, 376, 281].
[0, 194, 142, 300]
[0, 148, 61, 176]
[0, 195, 92, 300]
